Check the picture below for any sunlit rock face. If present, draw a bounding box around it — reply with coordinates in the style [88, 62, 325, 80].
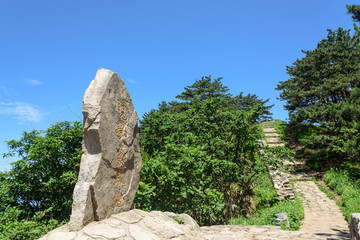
[68, 68, 142, 231]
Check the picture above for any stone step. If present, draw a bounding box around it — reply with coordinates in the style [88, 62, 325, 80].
[266, 138, 283, 143]
[265, 133, 280, 137]
[268, 143, 285, 147]
[263, 128, 277, 133]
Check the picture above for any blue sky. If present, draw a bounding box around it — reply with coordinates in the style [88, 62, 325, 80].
[0, 0, 358, 171]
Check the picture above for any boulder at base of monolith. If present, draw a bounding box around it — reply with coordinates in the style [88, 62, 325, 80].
[68, 68, 142, 231]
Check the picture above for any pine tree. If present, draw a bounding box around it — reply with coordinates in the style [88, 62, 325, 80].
[277, 28, 360, 161]
[347, 4, 360, 31]
[175, 76, 231, 102]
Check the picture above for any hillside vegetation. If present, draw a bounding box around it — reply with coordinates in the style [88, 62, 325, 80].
[276, 4, 360, 224]
[1, 3, 360, 239]
[276, 27, 360, 167]
[135, 76, 274, 225]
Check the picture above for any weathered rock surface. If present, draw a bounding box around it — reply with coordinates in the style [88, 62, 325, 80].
[350, 213, 360, 240]
[68, 68, 142, 231]
[39, 209, 331, 240]
[40, 209, 201, 240]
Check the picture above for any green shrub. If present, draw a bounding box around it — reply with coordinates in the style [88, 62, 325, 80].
[273, 120, 287, 143]
[0, 206, 61, 240]
[313, 180, 335, 200]
[2, 121, 82, 222]
[0, 121, 82, 239]
[230, 160, 304, 231]
[323, 161, 360, 221]
[136, 98, 264, 225]
[136, 77, 274, 225]
[230, 198, 304, 231]
[252, 171, 278, 210]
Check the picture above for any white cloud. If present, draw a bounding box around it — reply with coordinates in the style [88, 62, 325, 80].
[127, 78, 138, 84]
[0, 85, 13, 97]
[0, 102, 42, 124]
[25, 78, 43, 86]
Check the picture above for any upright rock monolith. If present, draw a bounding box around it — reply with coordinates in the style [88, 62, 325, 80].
[68, 68, 142, 231]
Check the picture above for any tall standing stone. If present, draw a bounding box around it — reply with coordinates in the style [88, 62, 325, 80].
[69, 68, 142, 231]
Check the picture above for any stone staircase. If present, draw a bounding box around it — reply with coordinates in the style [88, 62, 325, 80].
[262, 122, 285, 148]
[261, 121, 295, 201]
[261, 121, 350, 239]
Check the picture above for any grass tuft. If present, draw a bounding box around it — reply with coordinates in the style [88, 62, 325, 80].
[323, 161, 360, 222]
[229, 198, 304, 231]
[230, 169, 304, 231]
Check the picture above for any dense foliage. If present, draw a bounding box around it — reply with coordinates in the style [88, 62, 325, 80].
[0, 121, 82, 239]
[136, 77, 273, 225]
[347, 3, 360, 31]
[323, 161, 360, 222]
[276, 28, 360, 165]
[230, 198, 304, 231]
[229, 140, 303, 231]
[0, 204, 60, 240]
[150, 76, 273, 121]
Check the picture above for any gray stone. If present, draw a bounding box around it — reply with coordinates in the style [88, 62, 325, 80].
[178, 213, 201, 231]
[38, 225, 76, 240]
[68, 68, 142, 231]
[39, 209, 333, 240]
[39, 210, 204, 240]
[83, 223, 127, 238]
[129, 224, 162, 240]
[275, 212, 290, 228]
[143, 213, 185, 238]
[164, 212, 200, 231]
[258, 139, 267, 148]
[350, 213, 360, 240]
[258, 149, 265, 155]
[113, 209, 144, 224]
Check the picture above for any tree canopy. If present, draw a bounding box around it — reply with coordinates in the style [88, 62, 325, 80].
[1, 121, 82, 221]
[176, 76, 231, 102]
[136, 77, 273, 225]
[347, 3, 360, 31]
[148, 76, 273, 121]
[277, 28, 360, 162]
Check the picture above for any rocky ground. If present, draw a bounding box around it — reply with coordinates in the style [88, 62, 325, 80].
[39, 209, 340, 240]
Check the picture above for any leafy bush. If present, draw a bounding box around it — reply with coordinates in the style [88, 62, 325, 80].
[230, 154, 303, 231]
[0, 206, 61, 240]
[136, 98, 263, 225]
[0, 121, 82, 239]
[313, 180, 335, 200]
[252, 168, 279, 210]
[136, 77, 272, 225]
[323, 161, 360, 221]
[230, 197, 304, 231]
[2, 121, 82, 222]
[272, 120, 287, 144]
